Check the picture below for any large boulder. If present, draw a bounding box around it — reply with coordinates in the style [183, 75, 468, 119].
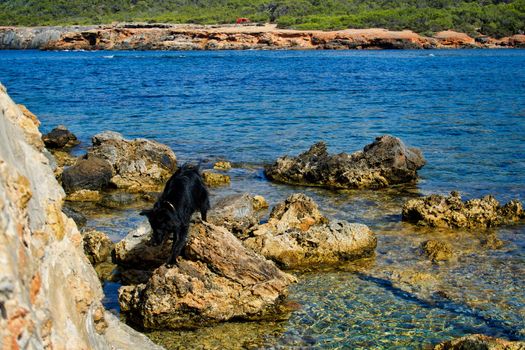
[265, 135, 425, 189]
[402, 191, 524, 229]
[88, 131, 177, 192]
[433, 334, 525, 350]
[61, 156, 113, 193]
[118, 222, 296, 330]
[244, 194, 377, 268]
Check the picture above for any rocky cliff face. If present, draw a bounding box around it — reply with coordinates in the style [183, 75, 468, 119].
[1, 24, 523, 50]
[0, 83, 162, 349]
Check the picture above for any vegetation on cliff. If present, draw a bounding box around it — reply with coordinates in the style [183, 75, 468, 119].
[0, 0, 524, 37]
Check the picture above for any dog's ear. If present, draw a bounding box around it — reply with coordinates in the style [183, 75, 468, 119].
[140, 209, 153, 217]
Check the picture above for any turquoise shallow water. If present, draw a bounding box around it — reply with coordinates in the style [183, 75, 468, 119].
[0, 49, 524, 348]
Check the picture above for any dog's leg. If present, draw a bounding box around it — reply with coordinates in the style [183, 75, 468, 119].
[200, 196, 210, 222]
[168, 224, 189, 264]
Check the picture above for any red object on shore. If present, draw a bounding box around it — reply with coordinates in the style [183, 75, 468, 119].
[236, 18, 250, 24]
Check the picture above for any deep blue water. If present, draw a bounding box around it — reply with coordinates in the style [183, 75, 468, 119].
[1, 49, 525, 349]
[1, 49, 524, 201]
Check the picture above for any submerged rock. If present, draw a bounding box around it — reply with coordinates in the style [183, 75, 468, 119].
[433, 334, 525, 349]
[118, 222, 296, 329]
[244, 194, 377, 268]
[61, 157, 113, 193]
[402, 191, 525, 229]
[265, 135, 425, 189]
[42, 125, 80, 149]
[88, 131, 177, 192]
[420, 240, 454, 263]
[62, 205, 87, 228]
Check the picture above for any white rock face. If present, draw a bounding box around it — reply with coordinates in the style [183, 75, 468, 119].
[0, 82, 163, 350]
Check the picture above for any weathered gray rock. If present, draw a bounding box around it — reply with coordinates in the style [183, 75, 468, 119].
[62, 205, 87, 228]
[244, 194, 377, 268]
[433, 334, 525, 350]
[265, 135, 425, 189]
[88, 131, 177, 192]
[402, 191, 525, 229]
[61, 156, 113, 193]
[118, 222, 296, 330]
[42, 125, 79, 149]
[0, 83, 162, 349]
[83, 229, 114, 265]
[208, 193, 267, 237]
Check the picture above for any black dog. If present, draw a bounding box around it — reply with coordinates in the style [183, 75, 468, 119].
[140, 164, 210, 264]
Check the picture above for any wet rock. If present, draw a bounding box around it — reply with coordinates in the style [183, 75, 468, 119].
[420, 240, 454, 263]
[265, 135, 425, 189]
[82, 229, 114, 265]
[88, 131, 177, 192]
[402, 192, 525, 229]
[118, 221, 296, 330]
[433, 334, 525, 349]
[244, 194, 377, 268]
[481, 233, 504, 250]
[66, 189, 103, 202]
[253, 195, 269, 210]
[208, 193, 266, 237]
[61, 157, 113, 193]
[202, 171, 231, 186]
[62, 205, 87, 228]
[42, 125, 80, 149]
[213, 161, 232, 170]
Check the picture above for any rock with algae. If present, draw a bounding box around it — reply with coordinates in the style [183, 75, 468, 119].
[402, 191, 525, 229]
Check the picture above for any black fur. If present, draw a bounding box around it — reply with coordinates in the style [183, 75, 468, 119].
[140, 163, 210, 264]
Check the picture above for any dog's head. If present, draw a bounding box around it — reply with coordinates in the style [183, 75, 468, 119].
[140, 203, 176, 245]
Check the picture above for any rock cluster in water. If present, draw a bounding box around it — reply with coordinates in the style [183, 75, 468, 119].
[60, 130, 178, 200]
[114, 193, 376, 329]
[265, 135, 425, 189]
[402, 191, 524, 229]
[432, 334, 525, 350]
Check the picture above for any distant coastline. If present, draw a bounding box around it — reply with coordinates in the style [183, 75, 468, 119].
[1, 23, 524, 50]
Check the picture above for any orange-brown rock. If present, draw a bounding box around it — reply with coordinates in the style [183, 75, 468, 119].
[433, 30, 476, 47]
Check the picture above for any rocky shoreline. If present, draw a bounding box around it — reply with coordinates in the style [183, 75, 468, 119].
[1, 23, 525, 50]
[2, 81, 525, 348]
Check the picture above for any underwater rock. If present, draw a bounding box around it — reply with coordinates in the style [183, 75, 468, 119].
[82, 229, 114, 265]
[433, 334, 525, 349]
[42, 125, 79, 149]
[208, 193, 266, 238]
[265, 135, 425, 189]
[202, 170, 231, 186]
[88, 131, 177, 192]
[61, 157, 113, 193]
[98, 192, 143, 209]
[118, 221, 296, 329]
[402, 191, 525, 229]
[244, 194, 377, 268]
[420, 240, 454, 263]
